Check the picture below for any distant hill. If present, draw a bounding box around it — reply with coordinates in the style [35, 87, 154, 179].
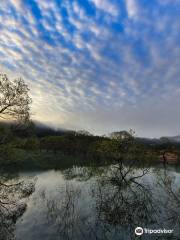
[0, 120, 71, 138]
[33, 121, 74, 137]
[1, 120, 180, 143]
[136, 135, 180, 145]
[135, 137, 160, 145]
[161, 135, 180, 143]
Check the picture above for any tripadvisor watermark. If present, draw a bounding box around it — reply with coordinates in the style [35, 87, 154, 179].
[135, 227, 173, 236]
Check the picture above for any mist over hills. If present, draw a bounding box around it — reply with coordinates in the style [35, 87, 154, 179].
[1, 120, 180, 143]
[33, 122, 180, 144]
[163, 135, 180, 143]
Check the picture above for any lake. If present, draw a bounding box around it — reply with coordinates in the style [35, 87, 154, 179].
[1, 164, 180, 240]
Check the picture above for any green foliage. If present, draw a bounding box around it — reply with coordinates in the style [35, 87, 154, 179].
[0, 123, 179, 170]
[24, 138, 39, 151]
[0, 124, 13, 144]
[0, 144, 16, 163]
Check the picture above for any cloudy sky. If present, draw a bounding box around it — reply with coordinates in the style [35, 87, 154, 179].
[0, 0, 180, 137]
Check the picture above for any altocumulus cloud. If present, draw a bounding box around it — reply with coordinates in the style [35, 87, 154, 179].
[0, 0, 180, 137]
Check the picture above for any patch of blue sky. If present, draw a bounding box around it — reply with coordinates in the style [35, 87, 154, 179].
[24, 0, 42, 20]
[77, 0, 96, 17]
[0, 0, 180, 137]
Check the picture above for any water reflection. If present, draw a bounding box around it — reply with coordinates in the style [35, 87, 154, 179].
[93, 165, 180, 239]
[91, 173, 154, 238]
[4, 164, 178, 240]
[0, 172, 36, 240]
[154, 168, 180, 235]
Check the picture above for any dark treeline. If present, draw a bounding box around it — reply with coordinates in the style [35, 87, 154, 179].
[1, 121, 180, 170]
[0, 74, 179, 169]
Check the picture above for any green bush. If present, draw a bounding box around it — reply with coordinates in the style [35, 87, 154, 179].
[0, 144, 16, 164]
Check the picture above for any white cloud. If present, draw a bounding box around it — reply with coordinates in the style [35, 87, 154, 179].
[125, 0, 138, 19]
[0, 0, 180, 137]
[90, 0, 119, 16]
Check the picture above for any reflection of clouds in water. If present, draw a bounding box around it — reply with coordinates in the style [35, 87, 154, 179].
[14, 166, 180, 240]
[91, 167, 154, 239]
[154, 168, 180, 234]
[37, 182, 98, 240]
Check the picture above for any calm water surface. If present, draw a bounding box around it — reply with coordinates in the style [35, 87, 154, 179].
[12, 164, 180, 240]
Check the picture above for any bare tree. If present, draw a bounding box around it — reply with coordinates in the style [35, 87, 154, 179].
[0, 73, 32, 122]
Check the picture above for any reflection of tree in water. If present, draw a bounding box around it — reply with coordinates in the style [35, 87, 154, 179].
[48, 184, 82, 240]
[39, 165, 153, 240]
[62, 167, 94, 181]
[154, 168, 180, 237]
[62, 166, 106, 182]
[93, 165, 180, 239]
[0, 173, 36, 240]
[39, 165, 180, 240]
[39, 183, 89, 240]
[91, 164, 156, 240]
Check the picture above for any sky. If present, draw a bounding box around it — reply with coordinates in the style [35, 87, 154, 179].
[0, 0, 180, 137]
